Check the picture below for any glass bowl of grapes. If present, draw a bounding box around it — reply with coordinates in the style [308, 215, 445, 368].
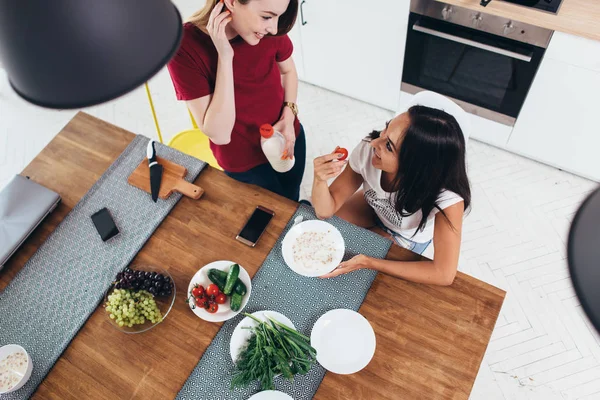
[103, 265, 176, 334]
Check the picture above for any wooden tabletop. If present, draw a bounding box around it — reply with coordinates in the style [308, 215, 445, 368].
[437, 0, 600, 42]
[0, 112, 505, 400]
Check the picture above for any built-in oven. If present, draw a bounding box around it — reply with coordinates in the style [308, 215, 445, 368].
[402, 0, 553, 126]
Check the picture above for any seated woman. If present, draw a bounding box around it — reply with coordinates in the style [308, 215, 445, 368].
[311, 98, 471, 286]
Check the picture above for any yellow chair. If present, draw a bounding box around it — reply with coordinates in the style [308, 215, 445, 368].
[144, 83, 222, 170]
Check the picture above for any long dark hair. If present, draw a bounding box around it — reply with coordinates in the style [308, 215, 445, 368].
[368, 105, 471, 235]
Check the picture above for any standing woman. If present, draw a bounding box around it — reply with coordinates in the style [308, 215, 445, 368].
[168, 0, 305, 201]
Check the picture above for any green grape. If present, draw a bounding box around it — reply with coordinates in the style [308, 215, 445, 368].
[104, 289, 163, 327]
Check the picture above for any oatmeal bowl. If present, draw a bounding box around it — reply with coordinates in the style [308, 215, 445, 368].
[0, 344, 33, 394]
[282, 220, 345, 277]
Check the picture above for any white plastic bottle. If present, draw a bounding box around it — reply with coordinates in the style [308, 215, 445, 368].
[260, 124, 295, 173]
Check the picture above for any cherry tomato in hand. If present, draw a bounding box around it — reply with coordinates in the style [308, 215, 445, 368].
[206, 284, 220, 297]
[215, 293, 227, 304]
[206, 302, 219, 313]
[192, 285, 204, 298]
[334, 146, 348, 161]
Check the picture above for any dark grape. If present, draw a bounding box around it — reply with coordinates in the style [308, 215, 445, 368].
[112, 269, 172, 298]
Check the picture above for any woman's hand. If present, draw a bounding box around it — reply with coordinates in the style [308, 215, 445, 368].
[207, 1, 233, 60]
[313, 150, 348, 183]
[273, 107, 296, 160]
[320, 254, 371, 278]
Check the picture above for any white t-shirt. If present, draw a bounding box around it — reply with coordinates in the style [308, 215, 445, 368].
[349, 140, 464, 243]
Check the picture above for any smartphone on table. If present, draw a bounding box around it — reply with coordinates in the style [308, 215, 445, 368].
[236, 206, 275, 247]
[91, 207, 120, 242]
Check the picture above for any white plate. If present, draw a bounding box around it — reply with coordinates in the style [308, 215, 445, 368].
[311, 309, 376, 374]
[187, 261, 252, 322]
[0, 344, 33, 394]
[230, 310, 296, 363]
[281, 220, 345, 277]
[247, 390, 293, 400]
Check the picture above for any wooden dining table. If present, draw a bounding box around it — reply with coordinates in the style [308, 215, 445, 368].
[0, 112, 505, 400]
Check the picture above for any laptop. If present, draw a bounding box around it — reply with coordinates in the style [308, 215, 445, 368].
[0, 175, 61, 269]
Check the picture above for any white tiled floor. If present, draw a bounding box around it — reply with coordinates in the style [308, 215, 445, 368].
[2, 1, 600, 398]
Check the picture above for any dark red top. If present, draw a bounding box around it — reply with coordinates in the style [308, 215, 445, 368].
[167, 23, 300, 172]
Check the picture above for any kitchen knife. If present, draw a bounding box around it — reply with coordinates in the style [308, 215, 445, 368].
[146, 140, 163, 202]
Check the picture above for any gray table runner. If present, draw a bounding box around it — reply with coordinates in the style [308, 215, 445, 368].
[0, 135, 206, 399]
[177, 204, 393, 400]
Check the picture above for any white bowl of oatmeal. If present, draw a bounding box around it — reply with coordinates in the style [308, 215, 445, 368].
[282, 220, 345, 277]
[0, 344, 33, 394]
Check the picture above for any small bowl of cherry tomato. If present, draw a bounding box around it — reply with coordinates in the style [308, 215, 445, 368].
[186, 260, 252, 322]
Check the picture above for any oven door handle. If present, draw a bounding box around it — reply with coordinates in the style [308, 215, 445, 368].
[412, 21, 533, 62]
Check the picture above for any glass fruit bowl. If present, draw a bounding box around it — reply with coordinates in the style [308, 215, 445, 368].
[103, 265, 176, 334]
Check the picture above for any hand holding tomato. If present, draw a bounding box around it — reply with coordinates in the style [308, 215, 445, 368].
[313, 146, 349, 183]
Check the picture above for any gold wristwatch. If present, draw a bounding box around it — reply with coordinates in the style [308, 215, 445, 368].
[283, 101, 298, 117]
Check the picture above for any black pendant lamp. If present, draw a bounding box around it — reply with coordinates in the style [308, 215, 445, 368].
[0, 0, 182, 109]
[568, 187, 600, 333]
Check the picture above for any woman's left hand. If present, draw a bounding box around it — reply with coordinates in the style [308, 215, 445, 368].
[320, 254, 372, 278]
[273, 109, 296, 160]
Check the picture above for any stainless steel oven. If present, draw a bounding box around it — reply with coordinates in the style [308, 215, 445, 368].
[402, 0, 553, 126]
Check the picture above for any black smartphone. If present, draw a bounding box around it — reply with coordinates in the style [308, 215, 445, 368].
[91, 207, 120, 242]
[236, 206, 275, 247]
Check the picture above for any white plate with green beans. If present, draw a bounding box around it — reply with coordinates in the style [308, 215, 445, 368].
[229, 310, 317, 391]
[230, 311, 296, 363]
[187, 260, 252, 322]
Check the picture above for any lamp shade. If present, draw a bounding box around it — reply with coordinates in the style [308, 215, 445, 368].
[568, 187, 600, 332]
[0, 0, 182, 109]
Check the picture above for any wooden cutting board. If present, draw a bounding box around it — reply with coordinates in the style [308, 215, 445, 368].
[127, 157, 204, 200]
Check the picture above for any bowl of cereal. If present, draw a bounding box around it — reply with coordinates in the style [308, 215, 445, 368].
[0, 344, 33, 394]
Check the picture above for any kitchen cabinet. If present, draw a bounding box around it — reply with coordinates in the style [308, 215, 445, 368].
[289, 0, 411, 111]
[507, 32, 600, 181]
